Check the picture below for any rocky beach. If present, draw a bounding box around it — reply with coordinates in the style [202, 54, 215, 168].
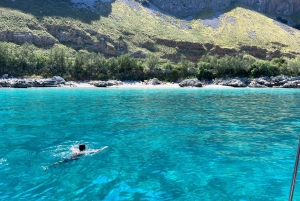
[1, 75, 300, 89]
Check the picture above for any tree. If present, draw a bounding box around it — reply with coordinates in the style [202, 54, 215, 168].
[287, 56, 300, 76]
[35, 54, 49, 77]
[197, 61, 213, 80]
[174, 55, 194, 78]
[0, 43, 8, 75]
[49, 47, 69, 77]
[250, 60, 278, 77]
[146, 54, 159, 70]
[272, 58, 288, 75]
[73, 53, 87, 80]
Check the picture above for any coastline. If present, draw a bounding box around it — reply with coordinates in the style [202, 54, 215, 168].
[2, 76, 300, 89]
[72, 82, 180, 88]
[99, 82, 180, 88]
[72, 82, 233, 89]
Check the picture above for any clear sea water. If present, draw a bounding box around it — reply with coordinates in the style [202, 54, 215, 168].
[1, 87, 300, 201]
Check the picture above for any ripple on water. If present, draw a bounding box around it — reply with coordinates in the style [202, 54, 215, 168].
[0, 88, 300, 200]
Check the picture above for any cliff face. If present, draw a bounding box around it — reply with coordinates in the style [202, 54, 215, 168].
[150, 0, 300, 17]
[1, 0, 300, 61]
[0, 24, 127, 57]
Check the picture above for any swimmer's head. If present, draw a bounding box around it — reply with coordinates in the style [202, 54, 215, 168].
[79, 144, 86, 151]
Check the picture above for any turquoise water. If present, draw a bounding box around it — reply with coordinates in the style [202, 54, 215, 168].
[1, 87, 300, 200]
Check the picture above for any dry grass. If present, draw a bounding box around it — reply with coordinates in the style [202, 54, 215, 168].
[0, 0, 299, 58]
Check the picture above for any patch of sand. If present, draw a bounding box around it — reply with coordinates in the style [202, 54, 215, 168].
[70, 82, 233, 89]
[203, 84, 233, 88]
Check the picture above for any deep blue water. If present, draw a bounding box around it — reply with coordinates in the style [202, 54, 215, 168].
[1, 87, 300, 200]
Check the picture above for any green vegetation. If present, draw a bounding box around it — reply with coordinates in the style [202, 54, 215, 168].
[2, 42, 300, 81]
[1, 0, 300, 81]
[196, 53, 300, 79]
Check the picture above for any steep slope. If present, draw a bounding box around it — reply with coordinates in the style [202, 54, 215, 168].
[150, 0, 300, 17]
[0, 0, 299, 61]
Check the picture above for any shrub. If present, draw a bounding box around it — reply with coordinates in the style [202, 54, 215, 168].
[250, 60, 279, 77]
[146, 54, 159, 70]
[287, 56, 300, 76]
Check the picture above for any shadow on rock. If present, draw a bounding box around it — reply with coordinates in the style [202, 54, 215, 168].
[0, 0, 116, 23]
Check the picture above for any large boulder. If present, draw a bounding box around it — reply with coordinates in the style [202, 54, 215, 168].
[179, 78, 202, 87]
[249, 77, 271, 87]
[13, 80, 29, 88]
[268, 76, 300, 87]
[213, 78, 247, 87]
[52, 76, 66, 84]
[107, 80, 123, 86]
[147, 78, 162, 85]
[32, 80, 45, 87]
[0, 80, 8, 87]
[94, 81, 108, 87]
[248, 81, 266, 88]
[43, 80, 59, 87]
[0, 79, 14, 87]
[282, 81, 299, 88]
[226, 79, 247, 87]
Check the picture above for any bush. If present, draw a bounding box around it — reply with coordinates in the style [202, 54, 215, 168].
[287, 56, 300, 76]
[0, 41, 297, 81]
[197, 68, 213, 80]
[250, 60, 279, 77]
[272, 57, 288, 75]
[146, 54, 159, 70]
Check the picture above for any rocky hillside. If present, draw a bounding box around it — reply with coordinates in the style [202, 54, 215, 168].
[0, 0, 300, 61]
[150, 0, 300, 17]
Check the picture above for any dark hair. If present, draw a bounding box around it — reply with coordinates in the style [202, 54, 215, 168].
[79, 144, 86, 151]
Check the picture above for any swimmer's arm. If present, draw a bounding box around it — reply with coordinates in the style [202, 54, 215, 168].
[85, 146, 108, 154]
[98, 146, 108, 152]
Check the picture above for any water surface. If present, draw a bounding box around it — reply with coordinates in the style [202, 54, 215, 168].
[1, 87, 300, 200]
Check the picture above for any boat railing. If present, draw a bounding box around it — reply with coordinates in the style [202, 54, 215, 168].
[289, 137, 300, 201]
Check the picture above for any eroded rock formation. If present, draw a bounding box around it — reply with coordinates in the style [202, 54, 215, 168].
[0, 31, 57, 46]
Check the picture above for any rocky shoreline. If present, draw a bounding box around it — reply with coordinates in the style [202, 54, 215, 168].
[1, 76, 300, 88]
[0, 77, 167, 88]
[211, 76, 300, 88]
[177, 76, 300, 88]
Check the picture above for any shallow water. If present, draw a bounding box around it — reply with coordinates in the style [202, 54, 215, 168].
[1, 87, 300, 200]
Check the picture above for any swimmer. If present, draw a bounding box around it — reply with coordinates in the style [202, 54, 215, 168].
[50, 144, 108, 166]
[70, 144, 108, 158]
